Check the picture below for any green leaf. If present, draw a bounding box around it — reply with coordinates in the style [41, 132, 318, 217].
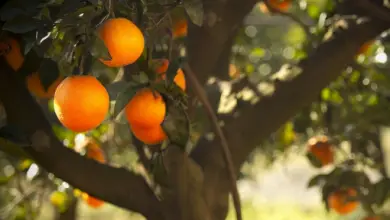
[371, 178, 390, 206]
[165, 58, 181, 86]
[0, 3, 25, 21]
[307, 174, 327, 188]
[2, 15, 40, 34]
[18, 48, 42, 77]
[21, 34, 36, 55]
[81, 52, 94, 75]
[183, 0, 203, 26]
[105, 81, 129, 100]
[90, 32, 111, 60]
[161, 93, 190, 148]
[305, 152, 323, 168]
[113, 84, 143, 118]
[38, 58, 60, 91]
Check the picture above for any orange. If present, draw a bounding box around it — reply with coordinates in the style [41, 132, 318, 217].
[131, 124, 167, 145]
[98, 18, 145, 67]
[26, 72, 63, 98]
[53, 75, 109, 132]
[81, 192, 104, 208]
[154, 59, 186, 91]
[125, 88, 166, 128]
[357, 40, 374, 56]
[86, 140, 106, 163]
[1, 38, 24, 71]
[259, 0, 292, 13]
[172, 19, 187, 39]
[328, 188, 359, 215]
[307, 136, 334, 166]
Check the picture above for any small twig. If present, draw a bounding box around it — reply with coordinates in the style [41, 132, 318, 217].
[182, 62, 243, 220]
[167, 15, 174, 60]
[106, 0, 115, 18]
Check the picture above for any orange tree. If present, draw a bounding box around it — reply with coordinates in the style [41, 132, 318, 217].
[1, 0, 390, 220]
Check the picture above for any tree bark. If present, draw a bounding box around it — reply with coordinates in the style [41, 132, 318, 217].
[0, 1, 390, 220]
[190, 18, 390, 220]
[0, 61, 162, 219]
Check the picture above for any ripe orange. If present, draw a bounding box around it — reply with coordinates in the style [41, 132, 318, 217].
[131, 124, 167, 145]
[154, 59, 186, 91]
[259, 0, 292, 13]
[53, 75, 109, 132]
[26, 72, 63, 99]
[81, 192, 104, 208]
[357, 40, 374, 56]
[125, 88, 166, 128]
[172, 19, 187, 39]
[307, 136, 334, 166]
[328, 188, 359, 215]
[1, 38, 24, 71]
[86, 140, 106, 163]
[98, 18, 145, 67]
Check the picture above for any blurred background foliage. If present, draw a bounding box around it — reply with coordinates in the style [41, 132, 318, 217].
[1, 0, 390, 219]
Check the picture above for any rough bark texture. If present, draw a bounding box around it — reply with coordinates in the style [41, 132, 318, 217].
[0, 0, 390, 220]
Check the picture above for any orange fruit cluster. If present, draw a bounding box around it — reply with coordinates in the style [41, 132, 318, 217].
[53, 75, 109, 132]
[0, 38, 63, 99]
[123, 59, 188, 145]
[307, 135, 334, 167]
[125, 88, 167, 145]
[327, 188, 359, 215]
[98, 18, 145, 67]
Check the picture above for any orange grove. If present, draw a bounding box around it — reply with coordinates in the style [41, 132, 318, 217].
[307, 136, 334, 166]
[259, 0, 292, 13]
[125, 88, 166, 128]
[81, 192, 104, 208]
[1, 38, 24, 71]
[98, 18, 145, 67]
[154, 59, 186, 91]
[131, 124, 167, 145]
[26, 72, 63, 99]
[327, 188, 359, 215]
[172, 19, 188, 39]
[53, 75, 109, 132]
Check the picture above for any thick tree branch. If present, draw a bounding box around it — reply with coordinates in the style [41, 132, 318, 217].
[190, 18, 390, 219]
[0, 59, 161, 219]
[187, 0, 258, 85]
